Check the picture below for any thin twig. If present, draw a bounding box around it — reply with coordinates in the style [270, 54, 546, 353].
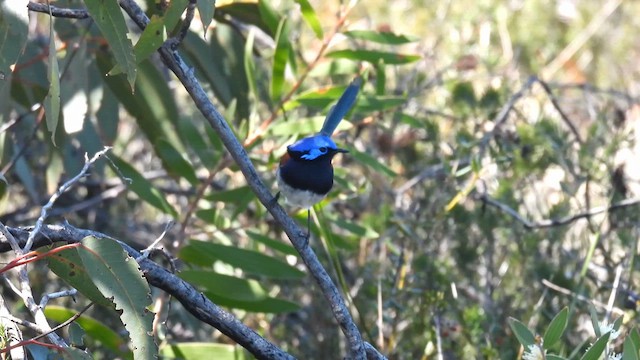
[24, 147, 111, 253]
[476, 192, 640, 229]
[165, 0, 197, 50]
[27, 2, 90, 19]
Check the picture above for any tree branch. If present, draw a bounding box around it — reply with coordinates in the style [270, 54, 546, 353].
[27, 2, 90, 19]
[476, 192, 640, 229]
[1, 224, 295, 360]
[117, 1, 375, 358]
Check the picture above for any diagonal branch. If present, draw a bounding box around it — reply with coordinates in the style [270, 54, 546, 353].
[116, 1, 374, 359]
[1, 224, 295, 360]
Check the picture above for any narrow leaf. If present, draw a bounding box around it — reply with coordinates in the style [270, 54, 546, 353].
[180, 240, 305, 279]
[326, 49, 421, 65]
[623, 332, 640, 360]
[508, 317, 536, 347]
[155, 138, 199, 185]
[111, 15, 167, 75]
[350, 149, 397, 177]
[205, 291, 299, 313]
[295, 0, 323, 38]
[580, 332, 610, 360]
[78, 237, 156, 360]
[271, 17, 290, 100]
[44, 306, 128, 357]
[344, 30, 419, 44]
[197, 0, 216, 33]
[85, 0, 137, 89]
[160, 343, 244, 360]
[109, 155, 178, 217]
[543, 307, 569, 348]
[179, 270, 268, 301]
[44, 10, 60, 143]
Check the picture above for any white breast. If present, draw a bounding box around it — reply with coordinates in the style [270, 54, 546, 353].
[276, 169, 326, 209]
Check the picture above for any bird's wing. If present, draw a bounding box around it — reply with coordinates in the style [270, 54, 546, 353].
[319, 77, 362, 137]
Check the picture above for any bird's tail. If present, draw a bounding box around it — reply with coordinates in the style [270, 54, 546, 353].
[319, 76, 362, 137]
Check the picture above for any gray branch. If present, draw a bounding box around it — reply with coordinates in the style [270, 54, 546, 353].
[116, 0, 376, 358]
[1, 224, 294, 360]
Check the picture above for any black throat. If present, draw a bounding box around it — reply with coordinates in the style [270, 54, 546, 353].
[279, 155, 335, 195]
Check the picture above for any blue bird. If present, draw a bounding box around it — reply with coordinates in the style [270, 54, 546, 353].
[276, 77, 362, 238]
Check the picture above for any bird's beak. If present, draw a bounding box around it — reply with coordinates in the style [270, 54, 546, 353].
[335, 148, 349, 153]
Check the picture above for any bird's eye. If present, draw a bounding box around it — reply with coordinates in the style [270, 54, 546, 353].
[319, 147, 328, 153]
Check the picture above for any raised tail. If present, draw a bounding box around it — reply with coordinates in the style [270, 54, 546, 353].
[319, 76, 362, 137]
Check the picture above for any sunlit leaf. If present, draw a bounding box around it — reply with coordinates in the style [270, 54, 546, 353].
[344, 30, 418, 44]
[326, 49, 421, 65]
[295, 0, 323, 38]
[180, 240, 305, 279]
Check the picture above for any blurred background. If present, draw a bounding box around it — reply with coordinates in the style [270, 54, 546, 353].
[3, 0, 640, 358]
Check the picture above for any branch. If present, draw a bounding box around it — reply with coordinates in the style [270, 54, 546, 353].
[476, 192, 640, 229]
[27, 2, 90, 19]
[1, 224, 294, 360]
[117, 1, 376, 358]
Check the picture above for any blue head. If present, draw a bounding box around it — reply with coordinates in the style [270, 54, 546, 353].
[287, 135, 348, 161]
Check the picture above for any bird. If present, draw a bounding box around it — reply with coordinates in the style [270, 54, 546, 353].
[275, 77, 362, 239]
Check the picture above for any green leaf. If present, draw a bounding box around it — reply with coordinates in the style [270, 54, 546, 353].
[160, 342, 245, 360]
[257, 0, 279, 35]
[295, 0, 323, 38]
[588, 304, 601, 337]
[543, 307, 568, 348]
[623, 332, 640, 360]
[178, 119, 219, 169]
[204, 291, 299, 313]
[85, 0, 137, 89]
[205, 185, 255, 203]
[44, 10, 60, 144]
[271, 17, 290, 100]
[46, 246, 114, 308]
[350, 149, 397, 178]
[109, 155, 178, 217]
[580, 332, 610, 360]
[0, 0, 29, 121]
[326, 49, 421, 65]
[77, 236, 156, 360]
[508, 317, 535, 347]
[246, 230, 297, 256]
[0, 172, 7, 200]
[111, 15, 167, 75]
[179, 270, 268, 302]
[630, 328, 640, 355]
[331, 218, 379, 239]
[344, 30, 419, 44]
[155, 138, 199, 185]
[163, 0, 189, 32]
[180, 240, 305, 279]
[197, 0, 216, 32]
[546, 355, 567, 360]
[97, 56, 181, 149]
[44, 306, 128, 357]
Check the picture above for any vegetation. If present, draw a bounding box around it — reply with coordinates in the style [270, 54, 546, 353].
[1, 0, 640, 358]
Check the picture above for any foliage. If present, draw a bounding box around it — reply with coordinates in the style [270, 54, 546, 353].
[2, 0, 640, 359]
